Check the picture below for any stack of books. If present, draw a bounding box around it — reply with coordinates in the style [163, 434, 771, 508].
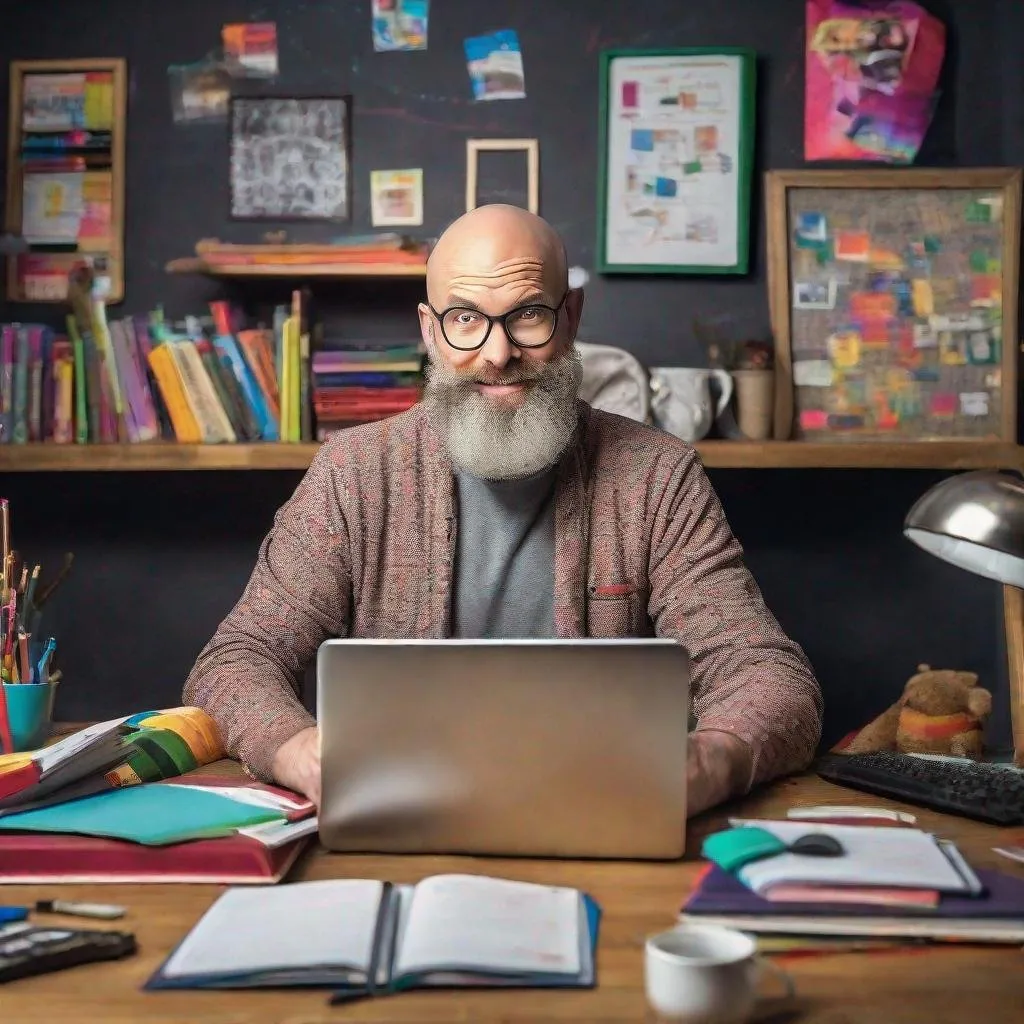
[0, 713, 316, 884]
[188, 233, 429, 272]
[0, 292, 319, 445]
[312, 343, 425, 439]
[683, 815, 1024, 948]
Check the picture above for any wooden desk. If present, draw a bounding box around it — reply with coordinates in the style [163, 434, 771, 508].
[2, 770, 1022, 1023]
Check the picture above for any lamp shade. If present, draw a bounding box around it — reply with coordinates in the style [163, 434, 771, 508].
[904, 470, 1024, 588]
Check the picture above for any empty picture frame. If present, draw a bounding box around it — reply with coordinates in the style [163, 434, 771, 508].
[465, 138, 539, 214]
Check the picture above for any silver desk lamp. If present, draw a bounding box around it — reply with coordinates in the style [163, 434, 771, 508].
[904, 470, 1024, 766]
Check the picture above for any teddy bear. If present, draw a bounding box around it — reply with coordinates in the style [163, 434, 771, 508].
[836, 664, 993, 759]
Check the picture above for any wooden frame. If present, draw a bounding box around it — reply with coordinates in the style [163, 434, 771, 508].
[229, 95, 353, 222]
[5, 58, 127, 304]
[766, 168, 1022, 443]
[1003, 585, 1024, 767]
[465, 138, 539, 215]
[595, 47, 756, 276]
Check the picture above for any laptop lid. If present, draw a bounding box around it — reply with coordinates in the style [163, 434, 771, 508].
[317, 638, 690, 860]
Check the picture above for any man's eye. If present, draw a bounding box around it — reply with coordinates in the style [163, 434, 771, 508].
[454, 311, 479, 324]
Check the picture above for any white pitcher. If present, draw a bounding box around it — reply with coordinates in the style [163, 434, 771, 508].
[649, 367, 734, 442]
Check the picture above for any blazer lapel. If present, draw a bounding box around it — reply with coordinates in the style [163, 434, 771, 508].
[553, 406, 591, 638]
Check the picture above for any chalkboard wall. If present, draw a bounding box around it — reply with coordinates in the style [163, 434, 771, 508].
[1, 0, 1021, 753]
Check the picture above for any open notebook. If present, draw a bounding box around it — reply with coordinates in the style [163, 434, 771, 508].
[145, 874, 601, 996]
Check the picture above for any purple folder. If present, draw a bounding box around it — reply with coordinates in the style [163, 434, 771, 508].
[684, 866, 1024, 919]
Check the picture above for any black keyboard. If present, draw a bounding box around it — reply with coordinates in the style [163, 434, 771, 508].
[816, 751, 1024, 826]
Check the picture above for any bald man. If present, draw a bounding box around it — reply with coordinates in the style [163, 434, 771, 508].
[183, 205, 822, 819]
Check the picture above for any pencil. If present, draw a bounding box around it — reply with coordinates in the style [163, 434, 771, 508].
[0, 499, 8, 600]
[23, 564, 40, 621]
[18, 633, 30, 684]
[36, 552, 74, 607]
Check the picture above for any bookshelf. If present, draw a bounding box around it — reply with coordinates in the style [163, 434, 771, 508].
[4, 58, 127, 303]
[0, 440, 1021, 473]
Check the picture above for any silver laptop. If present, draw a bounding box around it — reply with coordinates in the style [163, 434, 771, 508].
[317, 639, 690, 860]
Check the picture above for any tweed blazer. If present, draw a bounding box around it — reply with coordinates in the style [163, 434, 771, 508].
[183, 403, 823, 784]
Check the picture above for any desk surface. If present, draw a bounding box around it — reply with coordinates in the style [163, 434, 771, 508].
[2, 767, 1022, 1023]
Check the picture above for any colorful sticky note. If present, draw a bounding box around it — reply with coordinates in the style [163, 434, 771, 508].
[621, 81, 639, 107]
[655, 176, 677, 196]
[827, 329, 862, 369]
[834, 230, 870, 261]
[796, 212, 827, 243]
[959, 392, 989, 417]
[912, 279, 934, 317]
[793, 359, 833, 387]
[971, 274, 1001, 305]
[970, 251, 990, 273]
[968, 332, 996, 364]
[631, 128, 654, 152]
[850, 291, 896, 319]
[799, 409, 829, 431]
[966, 200, 991, 223]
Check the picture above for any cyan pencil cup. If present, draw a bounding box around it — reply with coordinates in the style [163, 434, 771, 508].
[3, 680, 57, 753]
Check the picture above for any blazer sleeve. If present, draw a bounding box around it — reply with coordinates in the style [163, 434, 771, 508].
[647, 449, 823, 789]
[183, 445, 352, 781]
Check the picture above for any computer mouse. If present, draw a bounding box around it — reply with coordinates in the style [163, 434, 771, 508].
[789, 832, 844, 857]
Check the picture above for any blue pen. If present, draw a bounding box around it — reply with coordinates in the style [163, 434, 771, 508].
[0, 907, 28, 924]
[36, 637, 55, 683]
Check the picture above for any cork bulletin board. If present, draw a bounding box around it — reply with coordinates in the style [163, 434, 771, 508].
[766, 169, 1022, 443]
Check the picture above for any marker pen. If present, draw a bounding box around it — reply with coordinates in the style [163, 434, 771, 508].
[35, 899, 126, 920]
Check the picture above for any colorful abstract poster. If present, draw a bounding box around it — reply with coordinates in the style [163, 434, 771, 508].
[464, 30, 526, 100]
[805, 0, 945, 163]
[372, 0, 429, 52]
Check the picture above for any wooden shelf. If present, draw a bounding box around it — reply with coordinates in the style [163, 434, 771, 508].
[1, 440, 1021, 473]
[165, 257, 426, 278]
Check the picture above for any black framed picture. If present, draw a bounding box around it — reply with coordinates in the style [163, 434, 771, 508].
[229, 95, 352, 221]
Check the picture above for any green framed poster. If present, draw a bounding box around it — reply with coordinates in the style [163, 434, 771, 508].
[596, 47, 756, 275]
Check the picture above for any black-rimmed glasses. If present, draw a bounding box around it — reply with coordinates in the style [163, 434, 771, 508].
[429, 290, 569, 351]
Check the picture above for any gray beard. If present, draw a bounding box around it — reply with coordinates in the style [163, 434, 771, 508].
[424, 348, 584, 480]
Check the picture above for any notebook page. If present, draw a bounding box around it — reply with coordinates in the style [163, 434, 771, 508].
[161, 879, 383, 978]
[394, 874, 581, 978]
[728, 819, 971, 894]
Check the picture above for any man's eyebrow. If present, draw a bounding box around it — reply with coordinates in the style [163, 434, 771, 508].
[442, 292, 551, 311]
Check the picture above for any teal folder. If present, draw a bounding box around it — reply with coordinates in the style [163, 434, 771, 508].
[0, 784, 283, 845]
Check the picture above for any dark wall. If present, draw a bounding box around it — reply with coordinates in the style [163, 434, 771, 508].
[0, 0, 1019, 752]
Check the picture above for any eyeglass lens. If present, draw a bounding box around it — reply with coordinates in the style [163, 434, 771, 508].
[442, 305, 557, 350]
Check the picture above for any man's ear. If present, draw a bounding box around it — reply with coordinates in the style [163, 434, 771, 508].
[565, 287, 585, 342]
[417, 302, 436, 356]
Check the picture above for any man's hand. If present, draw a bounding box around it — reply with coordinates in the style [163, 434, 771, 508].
[686, 730, 753, 818]
[271, 726, 321, 807]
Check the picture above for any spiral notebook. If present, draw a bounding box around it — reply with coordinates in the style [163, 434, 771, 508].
[145, 873, 601, 998]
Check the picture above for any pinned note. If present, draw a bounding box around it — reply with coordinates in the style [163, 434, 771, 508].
[911, 279, 934, 317]
[793, 359, 833, 387]
[960, 392, 990, 417]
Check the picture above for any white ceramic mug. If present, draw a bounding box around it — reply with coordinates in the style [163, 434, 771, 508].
[649, 368, 734, 442]
[644, 923, 794, 1023]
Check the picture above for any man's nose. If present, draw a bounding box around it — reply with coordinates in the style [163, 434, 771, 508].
[479, 321, 520, 367]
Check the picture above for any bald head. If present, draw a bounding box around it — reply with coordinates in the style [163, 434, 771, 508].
[426, 204, 568, 307]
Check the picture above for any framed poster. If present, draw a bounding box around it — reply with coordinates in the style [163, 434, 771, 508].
[229, 96, 352, 221]
[766, 168, 1022, 443]
[596, 48, 756, 275]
